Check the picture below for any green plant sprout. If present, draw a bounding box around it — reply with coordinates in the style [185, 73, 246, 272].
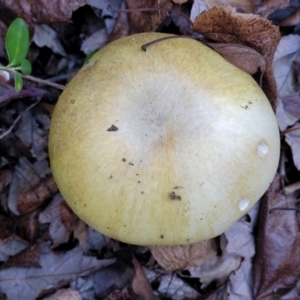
[0, 18, 65, 92]
[0, 18, 31, 92]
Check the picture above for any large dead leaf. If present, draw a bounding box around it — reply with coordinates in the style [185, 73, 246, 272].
[193, 5, 280, 108]
[150, 239, 217, 272]
[206, 42, 266, 75]
[0, 0, 87, 28]
[253, 174, 300, 298]
[0, 243, 115, 300]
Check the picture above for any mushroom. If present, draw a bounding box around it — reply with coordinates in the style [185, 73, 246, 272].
[49, 32, 280, 247]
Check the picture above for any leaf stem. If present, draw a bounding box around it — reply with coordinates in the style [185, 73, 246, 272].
[0, 66, 65, 90]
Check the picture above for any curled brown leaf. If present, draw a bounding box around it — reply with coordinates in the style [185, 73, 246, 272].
[150, 239, 217, 272]
[193, 5, 280, 108]
[207, 42, 266, 75]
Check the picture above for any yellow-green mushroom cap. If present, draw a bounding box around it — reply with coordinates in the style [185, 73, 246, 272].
[49, 32, 280, 246]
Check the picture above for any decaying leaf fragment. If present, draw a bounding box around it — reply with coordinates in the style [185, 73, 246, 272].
[125, 0, 173, 33]
[132, 256, 154, 300]
[193, 5, 280, 108]
[17, 176, 58, 215]
[253, 175, 300, 298]
[150, 239, 217, 271]
[206, 42, 266, 75]
[0, 243, 115, 300]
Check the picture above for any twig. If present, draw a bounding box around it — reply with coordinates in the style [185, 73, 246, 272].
[269, 207, 300, 214]
[22, 74, 65, 90]
[0, 99, 41, 139]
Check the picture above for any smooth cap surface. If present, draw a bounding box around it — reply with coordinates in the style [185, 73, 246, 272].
[49, 33, 280, 246]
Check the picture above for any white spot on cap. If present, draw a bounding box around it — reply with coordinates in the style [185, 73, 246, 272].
[239, 198, 250, 211]
[257, 143, 268, 157]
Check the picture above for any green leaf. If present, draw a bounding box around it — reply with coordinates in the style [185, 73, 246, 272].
[5, 18, 30, 67]
[84, 49, 99, 64]
[20, 59, 32, 75]
[14, 72, 23, 92]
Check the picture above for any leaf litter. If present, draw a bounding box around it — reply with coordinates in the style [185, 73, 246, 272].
[0, 0, 300, 299]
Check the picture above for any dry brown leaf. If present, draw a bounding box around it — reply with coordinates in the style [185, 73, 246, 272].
[125, 0, 173, 33]
[280, 6, 300, 26]
[253, 174, 300, 298]
[16, 209, 40, 243]
[207, 42, 266, 75]
[1, 244, 42, 270]
[60, 200, 79, 233]
[193, 5, 280, 108]
[108, 1, 130, 42]
[17, 176, 58, 215]
[0, 0, 87, 29]
[132, 256, 154, 300]
[150, 239, 217, 271]
[257, 0, 291, 18]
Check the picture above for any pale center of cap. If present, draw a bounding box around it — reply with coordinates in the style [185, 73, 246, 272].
[239, 198, 250, 211]
[257, 143, 268, 157]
